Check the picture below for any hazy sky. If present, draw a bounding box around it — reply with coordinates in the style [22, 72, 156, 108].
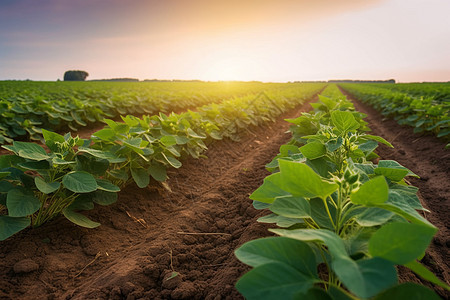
[0, 0, 449, 82]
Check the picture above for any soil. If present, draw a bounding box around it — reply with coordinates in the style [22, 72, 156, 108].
[1, 90, 449, 299]
[340, 88, 450, 298]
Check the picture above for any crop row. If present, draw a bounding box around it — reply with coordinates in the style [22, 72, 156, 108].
[339, 83, 449, 144]
[234, 84, 449, 299]
[368, 82, 450, 103]
[0, 81, 302, 144]
[0, 83, 325, 241]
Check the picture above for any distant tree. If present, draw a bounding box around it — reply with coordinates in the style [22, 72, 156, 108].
[63, 70, 89, 81]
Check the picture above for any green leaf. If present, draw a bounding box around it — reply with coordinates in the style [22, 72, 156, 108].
[62, 171, 98, 193]
[389, 184, 423, 210]
[0, 155, 25, 169]
[34, 177, 60, 194]
[278, 160, 338, 199]
[6, 187, 40, 217]
[326, 137, 343, 152]
[160, 135, 177, 146]
[107, 169, 128, 181]
[294, 287, 333, 300]
[96, 179, 120, 192]
[18, 160, 50, 171]
[162, 153, 182, 168]
[148, 163, 167, 182]
[92, 128, 116, 141]
[235, 237, 318, 277]
[91, 190, 118, 206]
[300, 142, 326, 159]
[4, 141, 49, 161]
[0, 216, 30, 241]
[62, 207, 100, 228]
[0, 181, 14, 193]
[336, 257, 397, 298]
[369, 222, 437, 265]
[279, 144, 300, 156]
[358, 140, 378, 156]
[42, 129, 65, 152]
[364, 134, 394, 148]
[354, 207, 394, 227]
[272, 229, 397, 298]
[75, 154, 109, 176]
[187, 128, 205, 138]
[374, 160, 418, 181]
[77, 147, 126, 163]
[331, 111, 360, 132]
[373, 283, 440, 300]
[376, 191, 435, 227]
[257, 213, 303, 228]
[131, 167, 150, 188]
[351, 176, 388, 205]
[250, 172, 289, 203]
[236, 262, 317, 300]
[310, 198, 336, 230]
[270, 196, 311, 219]
[404, 260, 450, 291]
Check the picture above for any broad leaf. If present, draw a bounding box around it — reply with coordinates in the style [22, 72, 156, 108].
[369, 222, 437, 264]
[62, 207, 100, 228]
[364, 134, 394, 148]
[131, 167, 150, 188]
[299, 142, 326, 160]
[351, 176, 388, 205]
[250, 172, 289, 203]
[404, 260, 450, 291]
[374, 160, 418, 182]
[91, 190, 118, 206]
[331, 111, 360, 132]
[96, 179, 120, 192]
[62, 171, 98, 193]
[272, 229, 397, 298]
[162, 153, 182, 168]
[373, 283, 440, 300]
[235, 237, 318, 277]
[4, 141, 49, 161]
[278, 160, 338, 199]
[236, 262, 317, 300]
[35, 177, 60, 194]
[148, 163, 167, 182]
[270, 196, 311, 219]
[6, 187, 40, 217]
[0, 216, 30, 241]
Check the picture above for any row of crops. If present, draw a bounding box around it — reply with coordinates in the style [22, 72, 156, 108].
[234, 85, 449, 299]
[0, 83, 325, 240]
[340, 83, 450, 145]
[0, 81, 305, 144]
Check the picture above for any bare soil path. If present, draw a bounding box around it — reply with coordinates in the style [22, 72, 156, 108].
[0, 99, 314, 300]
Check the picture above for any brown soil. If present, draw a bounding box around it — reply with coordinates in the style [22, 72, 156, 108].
[340, 88, 450, 298]
[0, 100, 314, 299]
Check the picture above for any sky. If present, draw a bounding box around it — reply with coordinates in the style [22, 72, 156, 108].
[0, 0, 449, 82]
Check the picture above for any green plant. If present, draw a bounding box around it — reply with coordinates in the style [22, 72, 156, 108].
[340, 83, 450, 142]
[0, 130, 121, 240]
[235, 87, 449, 299]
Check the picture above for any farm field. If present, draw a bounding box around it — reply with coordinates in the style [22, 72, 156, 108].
[0, 81, 301, 144]
[0, 82, 449, 299]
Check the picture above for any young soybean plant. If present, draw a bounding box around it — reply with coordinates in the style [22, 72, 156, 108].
[0, 129, 121, 241]
[235, 95, 449, 299]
